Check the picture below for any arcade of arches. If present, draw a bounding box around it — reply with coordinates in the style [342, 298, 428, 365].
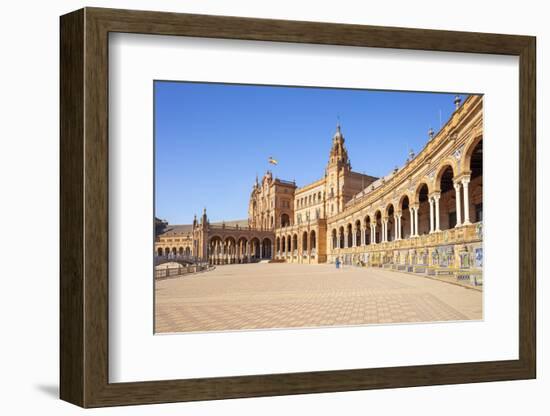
[155, 95, 483, 272]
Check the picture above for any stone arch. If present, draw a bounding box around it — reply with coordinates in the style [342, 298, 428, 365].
[292, 234, 298, 254]
[464, 135, 483, 222]
[302, 231, 308, 253]
[461, 134, 483, 174]
[433, 160, 458, 192]
[374, 210, 382, 244]
[397, 193, 411, 212]
[338, 225, 345, 249]
[208, 235, 223, 244]
[209, 236, 223, 262]
[157, 247, 163, 256]
[178, 247, 184, 255]
[413, 181, 432, 205]
[415, 183, 430, 235]
[286, 234, 292, 252]
[185, 247, 191, 256]
[224, 235, 236, 245]
[364, 215, 372, 245]
[354, 219, 362, 246]
[262, 237, 272, 259]
[237, 237, 248, 261]
[346, 223, 353, 248]
[331, 228, 338, 249]
[385, 203, 396, 241]
[310, 230, 317, 251]
[435, 164, 457, 231]
[398, 194, 412, 239]
[250, 237, 261, 260]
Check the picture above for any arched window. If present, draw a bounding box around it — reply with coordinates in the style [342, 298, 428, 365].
[281, 213, 290, 227]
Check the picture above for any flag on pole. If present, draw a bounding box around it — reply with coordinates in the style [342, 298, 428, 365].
[268, 156, 278, 165]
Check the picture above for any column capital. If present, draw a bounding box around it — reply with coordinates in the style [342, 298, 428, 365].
[453, 173, 471, 184]
[460, 174, 471, 185]
[429, 191, 441, 199]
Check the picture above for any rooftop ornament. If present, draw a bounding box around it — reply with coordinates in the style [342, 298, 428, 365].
[428, 127, 435, 140]
[454, 95, 462, 110]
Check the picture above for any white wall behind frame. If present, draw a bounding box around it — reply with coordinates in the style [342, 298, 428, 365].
[109, 33, 519, 383]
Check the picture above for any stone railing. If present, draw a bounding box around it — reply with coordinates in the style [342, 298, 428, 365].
[155, 263, 213, 280]
[334, 223, 482, 255]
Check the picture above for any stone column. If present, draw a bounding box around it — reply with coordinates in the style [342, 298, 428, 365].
[454, 181, 462, 227]
[413, 205, 419, 237]
[429, 197, 434, 233]
[260, 242, 263, 259]
[371, 224, 376, 244]
[382, 219, 388, 242]
[434, 193, 441, 232]
[409, 207, 414, 237]
[395, 213, 401, 240]
[228, 242, 232, 264]
[462, 176, 471, 225]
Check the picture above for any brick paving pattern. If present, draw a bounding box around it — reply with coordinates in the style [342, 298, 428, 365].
[155, 263, 482, 333]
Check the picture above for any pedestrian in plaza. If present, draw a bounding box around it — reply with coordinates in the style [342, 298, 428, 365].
[335, 257, 340, 269]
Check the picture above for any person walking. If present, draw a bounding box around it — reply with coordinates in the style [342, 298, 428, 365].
[335, 257, 340, 269]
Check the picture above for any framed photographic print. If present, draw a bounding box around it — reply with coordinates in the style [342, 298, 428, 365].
[60, 7, 536, 408]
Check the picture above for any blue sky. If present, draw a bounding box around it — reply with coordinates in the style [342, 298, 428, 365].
[155, 81, 468, 224]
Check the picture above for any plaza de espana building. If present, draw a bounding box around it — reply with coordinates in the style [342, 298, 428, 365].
[155, 95, 483, 275]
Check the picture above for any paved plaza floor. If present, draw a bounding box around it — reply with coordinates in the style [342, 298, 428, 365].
[154, 263, 483, 333]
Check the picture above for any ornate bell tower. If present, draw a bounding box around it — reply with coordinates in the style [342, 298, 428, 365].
[325, 124, 351, 217]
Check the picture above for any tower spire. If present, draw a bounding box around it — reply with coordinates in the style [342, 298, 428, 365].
[327, 122, 350, 172]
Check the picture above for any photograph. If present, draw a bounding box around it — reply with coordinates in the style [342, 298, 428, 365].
[153, 82, 483, 334]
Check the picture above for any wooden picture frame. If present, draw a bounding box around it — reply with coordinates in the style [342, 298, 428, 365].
[60, 7, 536, 408]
